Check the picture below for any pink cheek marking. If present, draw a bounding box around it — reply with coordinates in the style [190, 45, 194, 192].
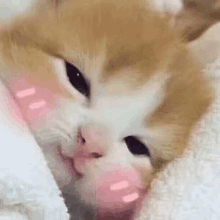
[110, 180, 140, 203]
[92, 169, 145, 212]
[110, 181, 129, 191]
[122, 192, 139, 203]
[16, 87, 36, 98]
[28, 100, 46, 109]
[8, 78, 57, 128]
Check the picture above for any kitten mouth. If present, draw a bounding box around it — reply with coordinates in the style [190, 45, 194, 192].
[58, 144, 83, 179]
[61, 128, 85, 179]
[71, 159, 83, 179]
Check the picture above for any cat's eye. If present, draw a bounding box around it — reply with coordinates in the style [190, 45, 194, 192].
[124, 136, 151, 157]
[65, 61, 90, 98]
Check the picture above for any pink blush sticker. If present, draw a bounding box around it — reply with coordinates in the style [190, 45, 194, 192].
[29, 100, 46, 109]
[110, 181, 129, 191]
[93, 168, 145, 212]
[16, 87, 36, 98]
[8, 78, 56, 128]
[122, 193, 139, 203]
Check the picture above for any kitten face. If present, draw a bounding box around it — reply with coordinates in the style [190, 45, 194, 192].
[0, 0, 213, 212]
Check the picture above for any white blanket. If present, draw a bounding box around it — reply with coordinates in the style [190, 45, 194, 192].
[0, 80, 69, 220]
[134, 22, 220, 220]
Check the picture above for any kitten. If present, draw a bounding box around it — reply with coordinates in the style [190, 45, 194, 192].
[0, 0, 213, 217]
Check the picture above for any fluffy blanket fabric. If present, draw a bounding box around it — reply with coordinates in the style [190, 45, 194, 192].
[134, 22, 220, 220]
[0, 79, 69, 220]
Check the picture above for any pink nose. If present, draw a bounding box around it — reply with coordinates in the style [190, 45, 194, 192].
[74, 126, 106, 163]
[74, 128, 146, 212]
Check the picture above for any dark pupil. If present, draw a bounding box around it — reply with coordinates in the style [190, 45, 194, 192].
[65, 61, 90, 98]
[124, 136, 150, 157]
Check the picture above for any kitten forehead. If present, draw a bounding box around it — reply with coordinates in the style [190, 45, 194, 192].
[100, 68, 170, 95]
[6, 0, 182, 69]
[88, 72, 169, 139]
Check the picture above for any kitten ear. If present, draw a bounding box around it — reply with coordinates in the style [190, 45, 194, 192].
[175, 0, 220, 42]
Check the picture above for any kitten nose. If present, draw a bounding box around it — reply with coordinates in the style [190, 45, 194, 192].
[79, 125, 106, 156]
[74, 125, 107, 173]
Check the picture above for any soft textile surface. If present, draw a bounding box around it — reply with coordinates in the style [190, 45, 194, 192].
[134, 22, 220, 220]
[0, 79, 69, 220]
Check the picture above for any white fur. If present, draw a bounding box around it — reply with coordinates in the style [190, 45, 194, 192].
[0, 0, 38, 32]
[147, 0, 183, 15]
[89, 71, 169, 142]
[0, 0, 33, 19]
